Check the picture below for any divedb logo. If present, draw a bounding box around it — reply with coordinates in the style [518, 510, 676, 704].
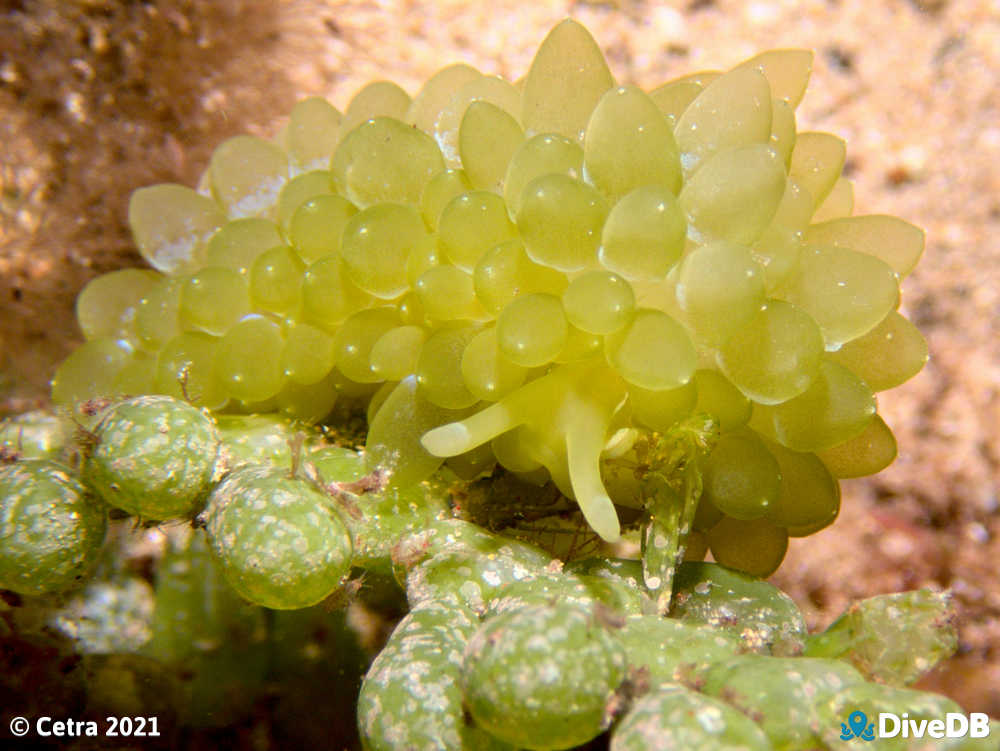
[840, 710, 992, 741]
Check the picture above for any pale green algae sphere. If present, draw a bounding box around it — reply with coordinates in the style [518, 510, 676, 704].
[462, 602, 627, 750]
[358, 600, 514, 751]
[83, 395, 221, 519]
[481, 572, 650, 618]
[702, 655, 865, 749]
[670, 562, 808, 655]
[0, 459, 107, 595]
[405, 549, 543, 613]
[610, 685, 773, 751]
[616, 614, 741, 687]
[0, 410, 73, 459]
[202, 464, 353, 610]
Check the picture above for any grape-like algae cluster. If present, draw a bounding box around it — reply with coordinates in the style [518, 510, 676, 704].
[2, 18, 987, 751]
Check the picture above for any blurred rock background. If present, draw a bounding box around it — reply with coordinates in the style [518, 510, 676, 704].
[1, 0, 998, 717]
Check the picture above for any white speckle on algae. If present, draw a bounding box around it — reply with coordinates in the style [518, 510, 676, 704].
[695, 705, 724, 733]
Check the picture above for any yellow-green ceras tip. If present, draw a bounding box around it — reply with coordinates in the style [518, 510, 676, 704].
[56, 19, 927, 552]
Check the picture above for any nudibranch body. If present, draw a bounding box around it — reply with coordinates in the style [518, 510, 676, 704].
[55, 20, 927, 546]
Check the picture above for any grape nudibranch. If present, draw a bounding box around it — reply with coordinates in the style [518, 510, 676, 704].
[53, 20, 927, 553]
